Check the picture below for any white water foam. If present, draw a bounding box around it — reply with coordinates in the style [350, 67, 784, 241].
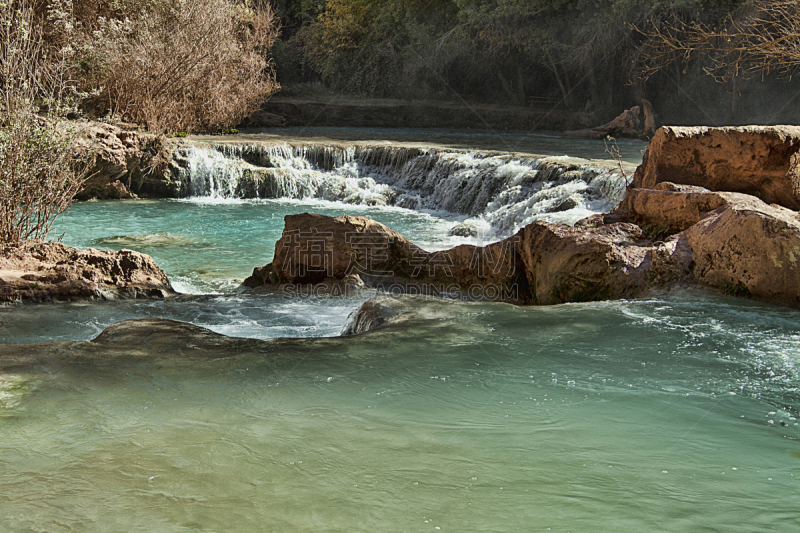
[177, 143, 631, 239]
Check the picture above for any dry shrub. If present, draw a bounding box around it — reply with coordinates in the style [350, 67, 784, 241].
[79, 0, 280, 133]
[0, 115, 90, 246]
[0, 0, 92, 247]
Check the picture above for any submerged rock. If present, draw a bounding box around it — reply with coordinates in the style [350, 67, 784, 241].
[341, 295, 412, 335]
[0, 241, 175, 303]
[448, 222, 480, 237]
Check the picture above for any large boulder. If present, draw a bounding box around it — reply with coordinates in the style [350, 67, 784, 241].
[244, 213, 689, 305]
[681, 193, 800, 306]
[516, 219, 677, 304]
[632, 126, 800, 209]
[0, 241, 175, 302]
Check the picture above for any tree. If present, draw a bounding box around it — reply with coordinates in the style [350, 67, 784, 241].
[636, 0, 798, 116]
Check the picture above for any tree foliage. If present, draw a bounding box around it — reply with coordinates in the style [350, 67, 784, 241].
[637, 0, 800, 83]
[281, 0, 751, 116]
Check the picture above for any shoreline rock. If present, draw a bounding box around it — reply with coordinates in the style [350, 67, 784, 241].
[0, 241, 175, 303]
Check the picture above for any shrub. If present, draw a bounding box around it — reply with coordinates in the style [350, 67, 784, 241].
[59, 0, 280, 133]
[0, 0, 92, 248]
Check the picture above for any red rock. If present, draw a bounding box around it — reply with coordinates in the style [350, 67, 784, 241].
[681, 193, 800, 306]
[617, 183, 728, 232]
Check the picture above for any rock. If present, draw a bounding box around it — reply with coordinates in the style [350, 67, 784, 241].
[448, 222, 480, 237]
[241, 110, 288, 128]
[515, 220, 686, 304]
[617, 183, 729, 233]
[631, 125, 800, 210]
[681, 193, 800, 306]
[341, 295, 412, 335]
[563, 99, 656, 140]
[547, 197, 579, 213]
[73, 122, 179, 200]
[0, 241, 175, 302]
[244, 213, 689, 305]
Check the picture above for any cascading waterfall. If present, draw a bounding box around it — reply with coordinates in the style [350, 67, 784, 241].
[176, 142, 631, 238]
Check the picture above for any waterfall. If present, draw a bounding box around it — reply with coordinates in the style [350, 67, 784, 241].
[177, 142, 631, 238]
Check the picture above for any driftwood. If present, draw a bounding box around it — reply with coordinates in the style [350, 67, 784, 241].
[564, 99, 656, 140]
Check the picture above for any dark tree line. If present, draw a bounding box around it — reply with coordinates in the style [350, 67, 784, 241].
[272, 0, 800, 125]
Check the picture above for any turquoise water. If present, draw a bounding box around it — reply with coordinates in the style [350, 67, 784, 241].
[0, 198, 467, 343]
[55, 198, 466, 294]
[0, 135, 799, 531]
[0, 294, 799, 531]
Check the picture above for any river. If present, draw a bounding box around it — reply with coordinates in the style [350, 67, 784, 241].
[0, 130, 797, 531]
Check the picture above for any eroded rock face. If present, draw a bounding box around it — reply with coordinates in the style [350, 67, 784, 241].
[244, 213, 687, 305]
[0, 241, 175, 302]
[618, 182, 729, 233]
[681, 193, 800, 306]
[632, 126, 800, 209]
[73, 122, 180, 200]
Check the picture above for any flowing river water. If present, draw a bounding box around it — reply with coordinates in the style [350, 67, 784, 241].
[0, 130, 798, 531]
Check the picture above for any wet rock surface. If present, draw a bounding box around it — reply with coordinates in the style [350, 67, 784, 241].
[341, 295, 413, 335]
[0, 241, 175, 303]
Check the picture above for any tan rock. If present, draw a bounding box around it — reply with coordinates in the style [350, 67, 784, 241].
[73, 122, 178, 200]
[517, 221, 653, 304]
[632, 125, 800, 209]
[618, 183, 728, 233]
[681, 193, 800, 306]
[244, 213, 690, 305]
[0, 241, 175, 302]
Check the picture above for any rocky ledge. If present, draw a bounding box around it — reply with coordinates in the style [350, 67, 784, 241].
[242, 211, 687, 305]
[0, 241, 175, 303]
[244, 126, 800, 308]
[73, 122, 182, 199]
[631, 125, 800, 209]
